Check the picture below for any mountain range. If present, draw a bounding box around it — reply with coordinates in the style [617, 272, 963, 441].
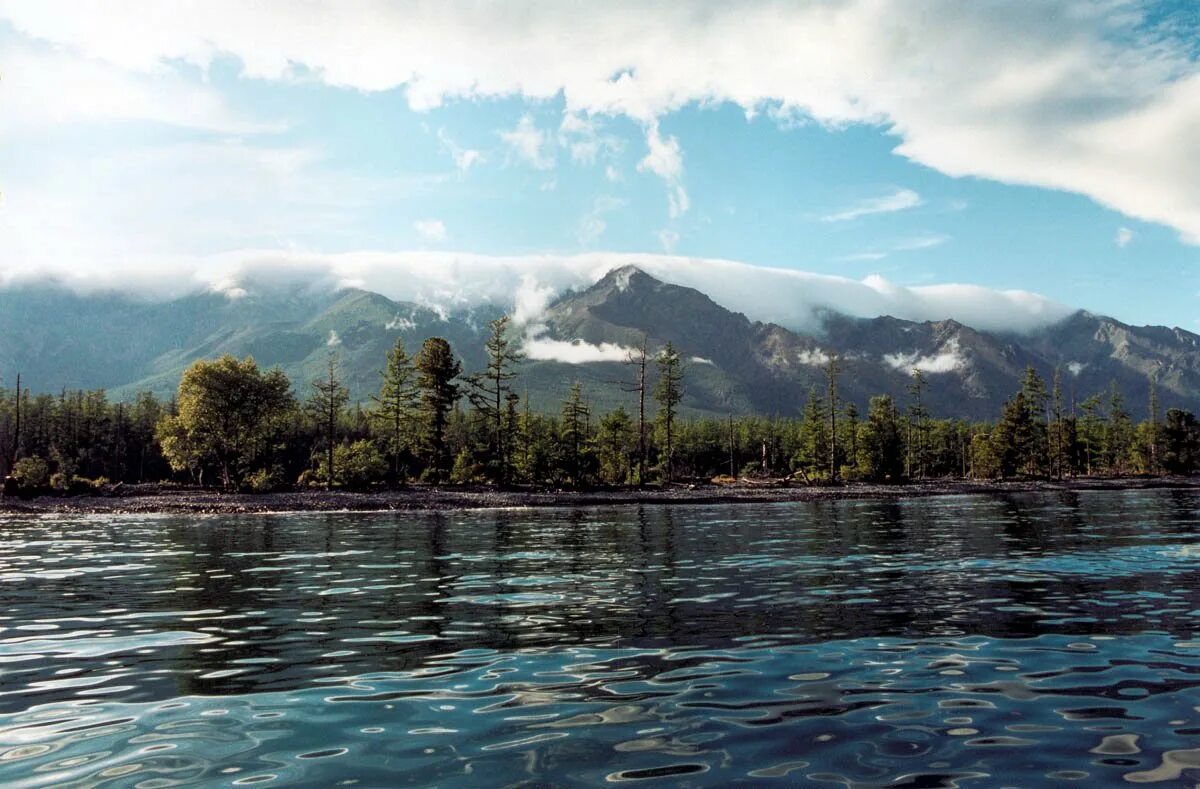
[1, 265, 1197, 420]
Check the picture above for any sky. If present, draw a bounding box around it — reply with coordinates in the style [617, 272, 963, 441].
[0, 0, 1198, 332]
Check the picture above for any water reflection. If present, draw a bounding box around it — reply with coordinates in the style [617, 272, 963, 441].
[1, 490, 1199, 785]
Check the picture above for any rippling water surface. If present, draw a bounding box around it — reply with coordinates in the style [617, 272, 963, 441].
[3, 491, 1200, 785]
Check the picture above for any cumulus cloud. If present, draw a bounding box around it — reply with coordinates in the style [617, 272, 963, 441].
[883, 338, 966, 374]
[501, 114, 554, 170]
[1, 250, 1073, 335]
[822, 188, 922, 223]
[414, 219, 448, 242]
[1115, 227, 1134, 248]
[524, 334, 636, 364]
[3, 1, 1194, 241]
[637, 121, 689, 218]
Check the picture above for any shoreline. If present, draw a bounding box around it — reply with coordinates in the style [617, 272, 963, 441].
[2, 476, 1198, 515]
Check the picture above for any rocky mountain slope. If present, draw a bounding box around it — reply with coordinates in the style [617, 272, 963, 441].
[1, 266, 1196, 420]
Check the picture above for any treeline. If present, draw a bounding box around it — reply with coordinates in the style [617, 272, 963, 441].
[2, 317, 1199, 493]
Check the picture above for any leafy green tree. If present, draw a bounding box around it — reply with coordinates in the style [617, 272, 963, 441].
[371, 339, 419, 483]
[156, 355, 294, 489]
[465, 316, 524, 484]
[415, 337, 462, 482]
[308, 355, 350, 489]
[654, 342, 684, 482]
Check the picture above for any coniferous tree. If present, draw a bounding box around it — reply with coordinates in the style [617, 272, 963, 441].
[415, 337, 462, 483]
[1020, 366, 1050, 476]
[653, 342, 684, 483]
[371, 339, 419, 483]
[621, 336, 650, 485]
[596, 407, 635, 484]
[858, 395, 904, 481]
[906, 369, 928, 478]
[1163, 408, 1200, 475]
[308, 355, 350, 489]
[825, 354, 842, 482]
[1103, 382, 1134, 474]
[560, 381, 591, 486]
[466, 316, 524, 484]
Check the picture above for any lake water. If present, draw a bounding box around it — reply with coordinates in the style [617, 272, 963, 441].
[2, 491, 1200, 786]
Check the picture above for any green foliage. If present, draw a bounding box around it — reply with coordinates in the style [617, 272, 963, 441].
[858, 396, 904, 482]
[157, 355, 295, 489]
[11, 456, 50, 489]
[371, 339, 419, 482]
[415, 337, 462, 483]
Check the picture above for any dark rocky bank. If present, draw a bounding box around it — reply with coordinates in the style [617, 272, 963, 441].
[2, 477, 1199, 515]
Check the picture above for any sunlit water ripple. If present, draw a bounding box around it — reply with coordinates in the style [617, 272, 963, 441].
[2, 490, 1200, 785]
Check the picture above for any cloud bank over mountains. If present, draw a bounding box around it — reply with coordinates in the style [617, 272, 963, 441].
[3, 0, 1198, 242]
[0, 250, 1070, 336]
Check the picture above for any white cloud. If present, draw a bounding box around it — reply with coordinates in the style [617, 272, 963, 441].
[796, 348, 832, 366]
[1, 250, 1073, 335]
[437, 129, 484, 174]
[841, 234, 949, 261]
[524, 334, 636, 364]
[0, 39, 271, 136]
[689, 356, 714, 365]
[1115, 226, 1134, 248]
[4, 2, 1195, 241]
[657, 229, 680, 253]
[1067, 361, 1087, 376]
[326, 330, 341, 347]
[577, 195, 626, 245]
[638, 121, 688, 218]
[883, 338, 966, 374]
[822, 188, 923, 223]
[501, 114, 554, 170]
[414, 219, 448, 242]
[605, 165, 622, 182]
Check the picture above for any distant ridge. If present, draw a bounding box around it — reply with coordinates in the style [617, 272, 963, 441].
[1, 267, 1197, 419]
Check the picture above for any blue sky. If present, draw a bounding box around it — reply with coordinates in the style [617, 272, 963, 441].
[0, 1, 1197, 331]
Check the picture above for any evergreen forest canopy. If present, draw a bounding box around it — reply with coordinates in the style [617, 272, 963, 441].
[2, 315, 1198, 494]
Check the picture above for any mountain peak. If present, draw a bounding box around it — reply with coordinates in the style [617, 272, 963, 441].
[594, 264, 659, 293]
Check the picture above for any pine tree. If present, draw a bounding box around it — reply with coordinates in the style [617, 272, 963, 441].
[653, 342, 684, 483]
[371, 339, 419, 483]
[415, 337, 462, 483]
[465, 316, 524, 484]
[907, 369, 928, 478]
[1148, 371, 1161, 474]
[621, 336, 650, 485]
[825, 353, 842, 482]
[1020, 366, 1049, 476]
[560, 381, 591, 486]
[308, 355, 350, 489]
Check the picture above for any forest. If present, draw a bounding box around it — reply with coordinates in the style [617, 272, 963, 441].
[2, 315, 1198, 495]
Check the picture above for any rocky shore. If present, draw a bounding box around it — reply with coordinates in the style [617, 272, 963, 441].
[2, 477, 1198, 515]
